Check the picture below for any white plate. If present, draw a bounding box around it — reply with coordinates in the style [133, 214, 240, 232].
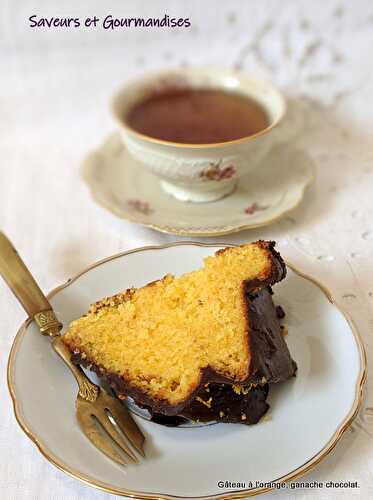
[82, 134, 314, 236]
[7, 243, 366, 499]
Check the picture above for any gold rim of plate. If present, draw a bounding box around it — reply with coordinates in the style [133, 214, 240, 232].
[7, 242, 367, 499]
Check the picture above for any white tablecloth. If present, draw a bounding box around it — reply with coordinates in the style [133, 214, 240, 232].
[1, 0, 373, 498]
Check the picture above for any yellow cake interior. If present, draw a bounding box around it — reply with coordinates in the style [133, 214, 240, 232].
[63, 243, 273, 405]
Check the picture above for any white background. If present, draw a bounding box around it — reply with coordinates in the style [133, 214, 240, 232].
[1, 0, 373, 498]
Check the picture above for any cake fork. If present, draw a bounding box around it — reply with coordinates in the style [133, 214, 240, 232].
[0, 232, 145, 466]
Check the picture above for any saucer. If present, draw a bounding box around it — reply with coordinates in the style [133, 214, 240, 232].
[82, 134, 314, 236]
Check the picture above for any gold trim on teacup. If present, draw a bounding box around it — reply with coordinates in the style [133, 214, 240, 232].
[119, 114, 284, 150]
[111, 69, 286, 150]
[7, 242, 367, 499]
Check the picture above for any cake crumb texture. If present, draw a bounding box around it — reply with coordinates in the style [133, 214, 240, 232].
[63, 241, 281, 406]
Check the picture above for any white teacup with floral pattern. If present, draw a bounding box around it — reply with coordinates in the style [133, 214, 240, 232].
[112, 68, 286, 203]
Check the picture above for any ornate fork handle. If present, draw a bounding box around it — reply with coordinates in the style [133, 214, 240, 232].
[1, 232, 146, 464]
[0, 232, 99, 403]
[52, 338, 100, 403]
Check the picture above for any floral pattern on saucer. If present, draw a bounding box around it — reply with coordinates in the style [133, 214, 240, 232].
[82, 133, 314, 236]
[244, 202, 269, 215]
[127, 199, 152, 215]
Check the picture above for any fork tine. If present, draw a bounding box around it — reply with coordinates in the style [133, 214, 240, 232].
[94, 407, 139, 463]
[76, 408, 128, 466]
[101, 393, 146, 457]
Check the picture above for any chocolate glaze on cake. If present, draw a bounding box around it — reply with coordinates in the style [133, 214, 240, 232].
[146, 383, 269, 426]
[72, 284, 295, 423]
[69, 241, 296, 425]
[244, 286, 296, 384]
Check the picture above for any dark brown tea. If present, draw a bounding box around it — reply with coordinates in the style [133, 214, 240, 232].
[126, 89, 269, 144]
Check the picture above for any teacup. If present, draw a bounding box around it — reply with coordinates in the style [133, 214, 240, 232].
[112, 68, 286, 203]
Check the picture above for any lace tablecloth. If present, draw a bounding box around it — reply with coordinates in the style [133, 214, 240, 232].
[1, 0, 372, 498]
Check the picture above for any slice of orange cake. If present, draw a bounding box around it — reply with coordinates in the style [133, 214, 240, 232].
[63, 241, 296, 424]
